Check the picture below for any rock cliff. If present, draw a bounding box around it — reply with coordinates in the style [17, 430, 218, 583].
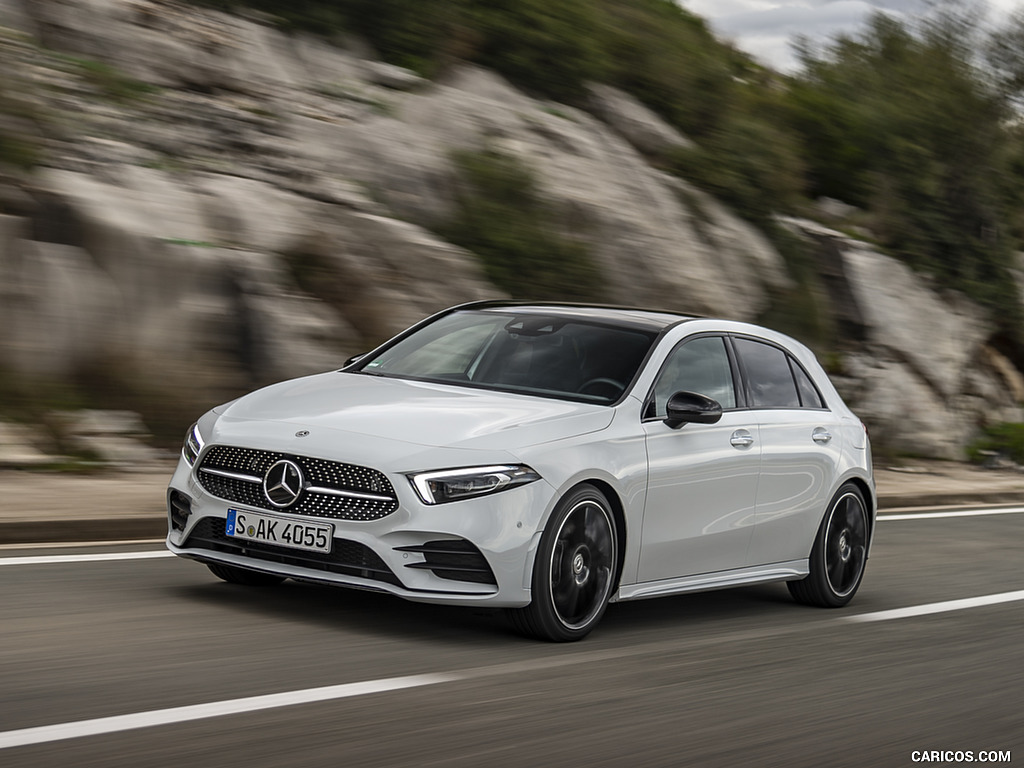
[0, 0, 1021, 458]
[785, 219, 1024, 459]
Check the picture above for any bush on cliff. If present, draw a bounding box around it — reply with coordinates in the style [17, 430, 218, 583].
[440, 148, 605, 302]
[968, 423, 1024, 466]
[0, 33, 42, 170]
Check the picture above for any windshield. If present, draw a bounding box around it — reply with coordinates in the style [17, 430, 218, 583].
[354, 310, 658, 403]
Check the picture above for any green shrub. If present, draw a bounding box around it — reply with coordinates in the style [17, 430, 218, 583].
[0, 128, 38, 170]
[463, 0, 602, 102]
[440, 148, 605, 302]
[967, 423, 1024, 465]
[754, 225, 837, 353]
[595, 0, 744, 138]
[71, 57, 160, 103]
[668, 113, 805, 226]
[0, 35, 42, 169]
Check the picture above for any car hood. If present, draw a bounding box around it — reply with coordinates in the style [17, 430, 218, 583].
[214, 372, 614, 452]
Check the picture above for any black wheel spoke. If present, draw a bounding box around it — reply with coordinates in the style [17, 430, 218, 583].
[827, 548, 846, 588]
[588, 511, 611, 558]
[554, 582, 574, 615]
[551, 541, 565, 587]
[547, 493, 616, 632]
[849, 505, 866, 538]
[824, 491, 867, 597]
[841, 497, 858, 531]
[568, 583, 586, 620]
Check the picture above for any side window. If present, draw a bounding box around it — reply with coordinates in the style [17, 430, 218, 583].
[650, 336, 736, 418]
[791, 360, 825, 409]
[734, 338, 800, 408]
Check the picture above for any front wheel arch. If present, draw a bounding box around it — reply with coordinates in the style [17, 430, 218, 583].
[508, 482, 619, 641]
[579, 478, 627, 595]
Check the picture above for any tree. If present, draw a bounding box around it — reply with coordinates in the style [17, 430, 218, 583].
[784, 8, 1022, 320]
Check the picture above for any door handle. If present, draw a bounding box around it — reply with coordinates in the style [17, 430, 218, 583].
[812, 428, 832, 444]
[730, 430, 754, 448]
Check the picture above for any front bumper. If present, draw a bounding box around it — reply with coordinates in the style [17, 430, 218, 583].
[165, 455, 555, 608]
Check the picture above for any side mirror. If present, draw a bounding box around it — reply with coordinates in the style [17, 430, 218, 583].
[343, 353, 367, 368]
[664, 391, 723, 429]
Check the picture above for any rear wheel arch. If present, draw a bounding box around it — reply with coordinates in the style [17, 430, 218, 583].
[838, 475, 875, 552]
[789, 481, 869, 607]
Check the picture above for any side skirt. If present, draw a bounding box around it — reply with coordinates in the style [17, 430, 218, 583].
[612, 560, 808, 603]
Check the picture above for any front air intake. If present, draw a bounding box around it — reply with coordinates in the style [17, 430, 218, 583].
[397, 539, 497, 585]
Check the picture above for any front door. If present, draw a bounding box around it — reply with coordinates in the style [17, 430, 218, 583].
[638, 336, 760, 582]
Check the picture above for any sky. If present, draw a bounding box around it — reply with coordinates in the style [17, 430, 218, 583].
[681, 0, 1024, 71]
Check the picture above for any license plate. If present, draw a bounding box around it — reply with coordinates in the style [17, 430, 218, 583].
[225, 509, 333, 554]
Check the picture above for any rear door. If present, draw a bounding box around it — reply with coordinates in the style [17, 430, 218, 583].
[732, 337, 844, 566]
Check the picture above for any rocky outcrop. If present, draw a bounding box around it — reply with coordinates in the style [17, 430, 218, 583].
[0, 0, 1020, 459]
[585, 82, 696, 159]
[0, 421, 52, 467]
[0, 0, 34, 35]
[786, 219, 1024, 459]
[53, 409, 161, 465]
[1014, 252, 1024, 307]
[337, 64, 791, 314]
[0, 0, 789, 413]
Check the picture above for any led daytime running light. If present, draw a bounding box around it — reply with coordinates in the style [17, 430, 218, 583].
[409, 465, 540, 505]
[182, 423, 205, 466]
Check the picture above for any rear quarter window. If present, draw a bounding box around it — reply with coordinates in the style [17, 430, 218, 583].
[790, 359, 826, 409]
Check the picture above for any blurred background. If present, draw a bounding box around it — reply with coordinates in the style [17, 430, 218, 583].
[1, 0, 1023, 466]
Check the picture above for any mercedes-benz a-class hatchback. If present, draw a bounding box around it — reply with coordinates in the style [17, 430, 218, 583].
[167, 301, 875, 641]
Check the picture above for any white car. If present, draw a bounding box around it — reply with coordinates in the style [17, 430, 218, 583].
[166, 302, 875, 641]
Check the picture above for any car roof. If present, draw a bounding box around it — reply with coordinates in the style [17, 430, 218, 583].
[460, 301, 699, 333]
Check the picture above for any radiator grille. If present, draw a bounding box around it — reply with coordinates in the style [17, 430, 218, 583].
[195, 445, 399, 521]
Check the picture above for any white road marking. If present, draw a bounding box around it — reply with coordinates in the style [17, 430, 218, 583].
[0, 674, 458, 750]
[2, 582, 1023, 750]
[0, 505, 1020, 748]
[0, 538, 165, 551]
[879, 506, 1024, 521]
[846, 589, 1024, 623]
[0, 551, 173, 566]
[0, 642, 709, 751]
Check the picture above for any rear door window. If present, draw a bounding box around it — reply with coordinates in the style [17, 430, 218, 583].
[733, 338, 800, 408]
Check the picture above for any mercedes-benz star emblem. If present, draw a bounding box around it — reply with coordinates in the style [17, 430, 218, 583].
[263, 459, 304, 508]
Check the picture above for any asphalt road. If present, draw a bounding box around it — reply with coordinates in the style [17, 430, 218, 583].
[1, 505, 1021, 767]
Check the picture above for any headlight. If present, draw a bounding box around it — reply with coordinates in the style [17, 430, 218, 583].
[182, 422, 205, 466]
[408, 465, 541, 505]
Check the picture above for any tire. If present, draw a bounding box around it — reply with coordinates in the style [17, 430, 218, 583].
[508, 484, 618, 642]
[788, 483, 869, 608]
[207, 562, 286, 587]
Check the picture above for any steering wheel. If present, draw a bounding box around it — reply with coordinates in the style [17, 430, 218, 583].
[577, 377, 625, 400]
